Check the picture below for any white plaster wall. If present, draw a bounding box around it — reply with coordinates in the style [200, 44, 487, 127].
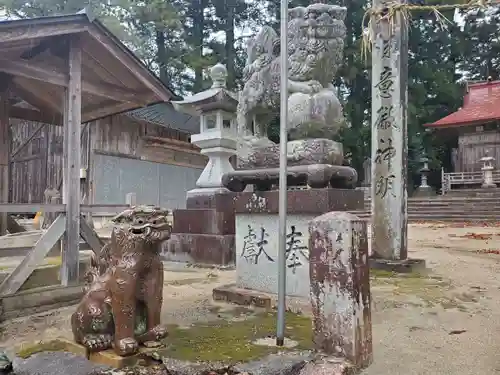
[236, 214, 315, 298]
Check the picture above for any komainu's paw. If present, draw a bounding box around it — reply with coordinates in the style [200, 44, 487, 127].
[150, 325, 168, 340]
[115, 337, 139, 356]
[82, 334, 113, 352]
[137, 325, 169, 344]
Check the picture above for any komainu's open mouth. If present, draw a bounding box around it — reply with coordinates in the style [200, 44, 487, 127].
[129, 226, 152, 236]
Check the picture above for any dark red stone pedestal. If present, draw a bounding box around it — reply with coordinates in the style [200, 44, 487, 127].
[163, 192, 236, 266]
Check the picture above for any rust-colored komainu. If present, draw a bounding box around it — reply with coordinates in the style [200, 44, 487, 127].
[71, 206, 171, 356]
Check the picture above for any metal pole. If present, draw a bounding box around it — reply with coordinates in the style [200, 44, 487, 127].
[276, 0, 288, 347]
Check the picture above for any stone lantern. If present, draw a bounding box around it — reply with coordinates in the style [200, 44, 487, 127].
[480, 151, 497, 188]
[419, 156, 430, 188]
[414, 154, 435, 197]
[172, 63, 238, 197]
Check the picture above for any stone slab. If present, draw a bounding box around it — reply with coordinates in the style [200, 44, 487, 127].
[163, 234, 235, 265]
[298, 356, 356, 375]
[12, 352, 109, 375]
[212, 284, 272, 309]
[89, 347, 156, 369]
[369, 257, 426, 273]
[236, 214, 313, 297]
[233, 352, 313, 375]
[233, 189, 363, 214]
[172, 209, 234, 235]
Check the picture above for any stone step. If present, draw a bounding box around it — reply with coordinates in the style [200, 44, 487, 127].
[352, 211, 498, 219]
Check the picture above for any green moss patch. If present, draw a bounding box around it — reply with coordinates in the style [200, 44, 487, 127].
[161, 312, 312, 362]
[17, 340, 69, 359]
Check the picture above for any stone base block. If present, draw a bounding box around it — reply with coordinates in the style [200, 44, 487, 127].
[163, 233, 235, 265]
[186, 191, 235, 211]
[234, 188, 364, 214]
[369, 258, 426, 273]
[212, 283, 272, 309]
[482, 183, 498, 188]
[173, 209, 234, 235]
[413, 186, 435, 197]
[17, 338, 88, 359]
[88, 347, 157, 368]
[299, 356, 356, 375]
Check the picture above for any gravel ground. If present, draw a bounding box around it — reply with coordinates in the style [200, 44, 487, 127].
[1, 223, 500, 374]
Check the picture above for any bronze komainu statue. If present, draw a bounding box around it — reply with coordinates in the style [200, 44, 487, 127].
[71, 206, 171, 356]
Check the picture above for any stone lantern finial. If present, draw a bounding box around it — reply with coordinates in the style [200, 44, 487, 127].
[210, 63, 227, 89]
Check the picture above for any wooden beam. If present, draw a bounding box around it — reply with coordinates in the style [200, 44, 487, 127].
[0, 203, 130, 213]
[0, 73, 11, 235]
[79, 217, 104, 257]
[0, 214, 66, 296]
[13, 78, 61, 113]
[82, 100, 141, 122]
[9, 106, 62, 125]
[10, 122, 46, 159]
[0, 58, 151, 104]
[61, 36, 82, 286]
[0, 22, 87, 44]
[87, 25, 172, 102]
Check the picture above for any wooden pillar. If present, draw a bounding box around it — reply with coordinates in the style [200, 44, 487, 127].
[61, 36, 82, 285]
[0, 75, 11, 236]
[370, 1, 408, 261]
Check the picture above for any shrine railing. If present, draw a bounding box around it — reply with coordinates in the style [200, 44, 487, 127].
[441, 169, 500, 194]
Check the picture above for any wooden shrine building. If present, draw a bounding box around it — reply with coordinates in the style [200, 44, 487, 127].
[425, 79, 500, 193]
[0, 9, 203, 290]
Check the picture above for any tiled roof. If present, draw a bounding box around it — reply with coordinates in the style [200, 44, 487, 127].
[126, 102, 199, 134]
[425, 80, 500, 128]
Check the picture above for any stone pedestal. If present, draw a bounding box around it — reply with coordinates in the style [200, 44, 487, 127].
[234, 189, 363, 298]
[163, 192, 235, 265]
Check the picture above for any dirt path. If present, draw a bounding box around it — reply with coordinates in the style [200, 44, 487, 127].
[364, 223, 500, 375]
[1, 224, 500, 374]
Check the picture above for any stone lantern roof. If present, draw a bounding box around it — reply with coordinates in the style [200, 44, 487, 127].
[171, 64, 238, 116]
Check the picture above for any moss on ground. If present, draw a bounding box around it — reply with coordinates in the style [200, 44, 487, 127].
[370, 269, 473, 310]
[160, 311, 312, 362]
[17, 340, 69, 359]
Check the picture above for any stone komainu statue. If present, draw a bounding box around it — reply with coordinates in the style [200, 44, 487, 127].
[71, 206, 171, 356]
[237, 3, 347, 141]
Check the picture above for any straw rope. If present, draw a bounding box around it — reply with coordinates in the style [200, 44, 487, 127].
[361, 0, 499, 60]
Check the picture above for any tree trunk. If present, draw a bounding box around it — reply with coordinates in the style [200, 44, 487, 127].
[225, 0, 235, 89]
[192, 0, 205, 92]
[155, 29, 168, 85]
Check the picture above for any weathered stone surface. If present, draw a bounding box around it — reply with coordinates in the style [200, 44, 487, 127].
[233, 189, 363, 214]
[172, 209, 234, 235]
[237, 139, 344, 170]
[233, 352, 313, 375]
[298, 356, 355, 375]
[185, 191, 235, 211]
[160, 358, 229, 375]
[12, 352, 109, 375]
[163, 233, 235, 265]
[308, 212, 372, 369]
[223, 164, 358, 192]
[236, 4, 347, 140]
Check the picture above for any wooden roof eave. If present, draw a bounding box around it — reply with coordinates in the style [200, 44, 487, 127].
[0, 10, 176, 113]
